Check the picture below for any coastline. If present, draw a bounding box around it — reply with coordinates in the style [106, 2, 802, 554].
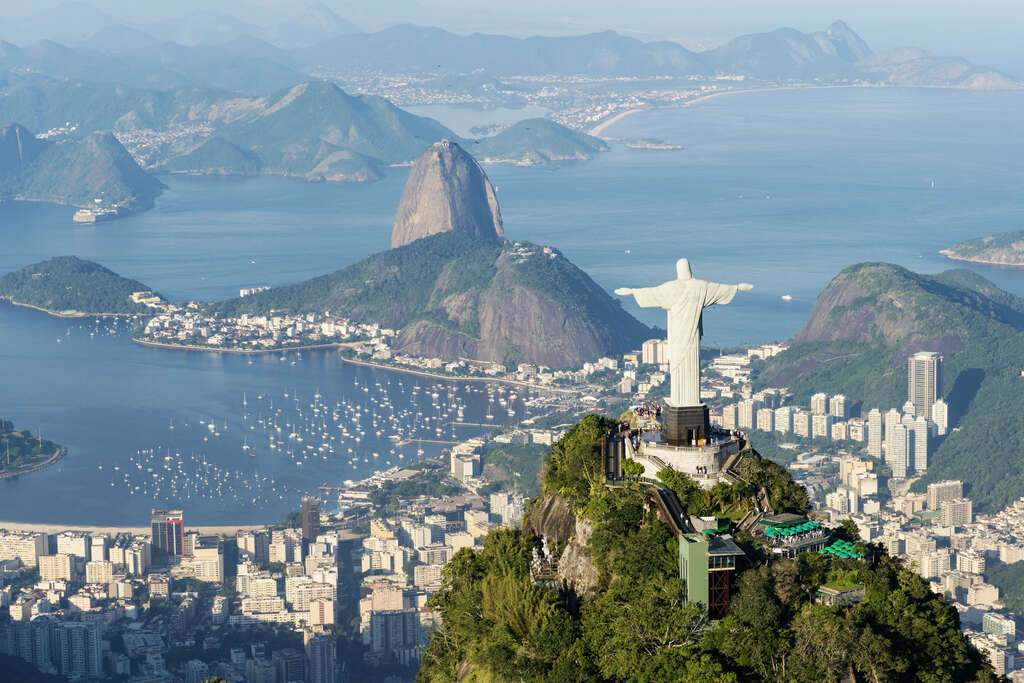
[588, 84, 883, 137]
[0, 447, 66, 481]
[0, 298, 139, 319]
[0, 521, 268, 536]
[939, 249, 1024, 267]
[339, 355, 577, 394]
[131, 337, 360, 355]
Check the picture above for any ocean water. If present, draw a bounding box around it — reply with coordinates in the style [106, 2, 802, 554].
[1, 87, 1022, 524]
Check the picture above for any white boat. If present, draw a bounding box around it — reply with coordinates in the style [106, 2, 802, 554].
[781, 294, 793, 301]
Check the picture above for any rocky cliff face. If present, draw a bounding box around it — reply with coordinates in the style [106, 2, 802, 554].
[390, 139, 503, 249]
[792, 262, 1024, 358]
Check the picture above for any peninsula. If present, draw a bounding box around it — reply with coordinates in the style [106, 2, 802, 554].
[0, 123, 163, 217]
[0, 256, 166, 317]
[941, 230, 1024, 266]
[0, 419, 66, 480]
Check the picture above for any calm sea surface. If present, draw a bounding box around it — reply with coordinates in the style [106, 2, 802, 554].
[1, 87, 1022, 524]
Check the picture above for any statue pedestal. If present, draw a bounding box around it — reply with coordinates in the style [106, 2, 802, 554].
[663, 405, 711, 447]
[637, 437, 741, 490]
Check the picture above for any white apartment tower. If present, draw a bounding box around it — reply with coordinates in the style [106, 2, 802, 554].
[888, 423, 910, 479]
[829, 394, 848, 419]
[908, 351, 942, 421]
[867, 409, 883, 459]
[884, 409, 902, 465]
[774, 406, 792, 434]
[810, 393, 828, 415]
[913, 415, 929, 473]
[932, 398, 949, 436]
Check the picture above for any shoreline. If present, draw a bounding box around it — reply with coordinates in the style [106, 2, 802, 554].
[1, 298, 139, 319]
[131, 337, 360, 355]
[0, 447, 66, 481]
[938, 249, 1024, 267]
[0, 521, 269, 536]
[340, 355, 577, 394]
[588, 84, 888, 137]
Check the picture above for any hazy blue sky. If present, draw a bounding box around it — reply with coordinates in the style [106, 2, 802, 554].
[4, 0, 1022, 74]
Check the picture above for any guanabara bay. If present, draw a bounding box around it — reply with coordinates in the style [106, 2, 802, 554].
[1, 2, 1022, 682]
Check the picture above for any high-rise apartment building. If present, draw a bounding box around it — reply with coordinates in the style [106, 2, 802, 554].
[39, 553, 74, 582]
[737, 399, 760, 430]
[940, 498, 973, 527]
[810, 393, 828, 415]
[913, 415, 929, 473]
[829, 394, 847, 419]
[884, 409, 902, 465]
[888, 423, 909, 479]
[908, 351, 942, 420]
[85, 560, 113, 585]
[927, 480, 963, 510]
[194, 537, 224, 584]
[756, 408, 774, 432]
[867, 409, 883, 459]
[792, 410, 810, 438]
[932, 399, 949, 436]
[306, 634, 337, 683]
[151, 509, 184, 557]
[302, 496, 322, 543]
[811, 413, 833, 440]
[773, 406, 792, 433]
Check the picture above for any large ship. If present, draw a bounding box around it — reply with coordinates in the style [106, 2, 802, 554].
[72, 208, 118, 224]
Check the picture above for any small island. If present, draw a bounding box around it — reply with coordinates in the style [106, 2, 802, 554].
[0, 419, 66, 480]
[624, 137, 684, 150]
[0, 256, 168, 317]
[940, 230, 1024, 267]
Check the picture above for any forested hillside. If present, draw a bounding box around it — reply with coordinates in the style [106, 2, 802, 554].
[755, 263, 1024, 512]
[417, 415, 994, 682]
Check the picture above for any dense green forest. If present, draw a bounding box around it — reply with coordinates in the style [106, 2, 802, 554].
[418, 415, 993, 682]
[983, 560, 1024, 614]
[755, 263, 1024, 513]
[481, 442, 548, 497]
[0, 256, 157, 315]
[0, 419, 64, 474]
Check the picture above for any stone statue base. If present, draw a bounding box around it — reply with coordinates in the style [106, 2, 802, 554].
[637, 437, 741, 490]
[663, 405, 711, 446]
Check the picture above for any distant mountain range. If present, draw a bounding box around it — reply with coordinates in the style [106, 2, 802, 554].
[0, 122, 163, 211]
[0, 19, 1017, 95]
[756, 262, 1024, 513]
[149, 82, 607, 181]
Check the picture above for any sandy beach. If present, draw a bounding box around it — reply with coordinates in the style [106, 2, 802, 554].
[588, 84, 877, 137]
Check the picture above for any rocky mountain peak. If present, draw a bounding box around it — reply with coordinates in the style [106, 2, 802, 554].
[390, 139, 504, 249]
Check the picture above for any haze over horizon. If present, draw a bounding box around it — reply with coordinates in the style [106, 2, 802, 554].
[1, 0, 1022, 76]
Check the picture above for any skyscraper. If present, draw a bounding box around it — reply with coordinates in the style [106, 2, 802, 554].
[306, 633, 336, 683]
[867, 409, 883, 459]
[932, 398, 949, 436]
[889, 423, 909, 479]
[810, 393, 828, 415]
[151, 509, 184, 557]
[829, 394, 847, 419]
[908, 351, 942, 420]
[302, 496, 322, 543]
[914, 415, 929, 473]
[884, 409, 902, 465]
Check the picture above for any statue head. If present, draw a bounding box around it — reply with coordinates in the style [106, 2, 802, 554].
[676, 258, 693, 280]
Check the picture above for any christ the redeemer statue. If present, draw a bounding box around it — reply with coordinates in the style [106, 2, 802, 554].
[616, 258, 752, 408]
